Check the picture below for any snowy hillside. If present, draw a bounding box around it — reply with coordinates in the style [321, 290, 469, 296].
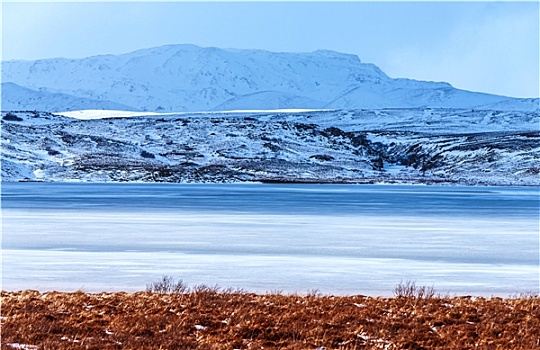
[1, 82, 140, 112]
[2, 108, 538, 185]
[3, 44, 537, 112]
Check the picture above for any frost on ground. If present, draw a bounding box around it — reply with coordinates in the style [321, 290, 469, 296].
[5, 344, 38, 350]
[1, 108, 539, 185]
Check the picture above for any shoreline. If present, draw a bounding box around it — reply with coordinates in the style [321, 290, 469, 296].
[4, 178, 540, 187]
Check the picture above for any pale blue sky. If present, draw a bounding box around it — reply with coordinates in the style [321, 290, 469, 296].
[2, 1, 539, 98]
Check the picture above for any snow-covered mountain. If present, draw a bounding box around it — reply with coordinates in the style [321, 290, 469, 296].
[3, 44, 537, 112]
[2, 109, 538, 185]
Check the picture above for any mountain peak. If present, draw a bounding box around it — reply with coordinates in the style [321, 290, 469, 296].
[312, 49, 361, 62]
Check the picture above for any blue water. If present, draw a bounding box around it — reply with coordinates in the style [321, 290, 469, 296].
[1, 183, 538, 295]
[2, 182, 537, 217]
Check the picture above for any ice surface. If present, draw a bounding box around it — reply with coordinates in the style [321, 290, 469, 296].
[2, 183, 538, 296]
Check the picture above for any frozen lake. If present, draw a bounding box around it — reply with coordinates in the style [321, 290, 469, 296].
[1, 183, 538, 296]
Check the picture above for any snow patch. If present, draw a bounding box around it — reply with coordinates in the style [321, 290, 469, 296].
[6, 344, 38, 350]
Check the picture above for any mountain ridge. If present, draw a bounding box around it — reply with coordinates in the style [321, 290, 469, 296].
[2, 44, 538, 112]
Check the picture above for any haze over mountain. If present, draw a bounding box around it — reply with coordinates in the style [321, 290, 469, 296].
[2, 44, 538, 112]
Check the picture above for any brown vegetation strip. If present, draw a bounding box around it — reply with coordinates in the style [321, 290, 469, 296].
[1, 290, 539, 349]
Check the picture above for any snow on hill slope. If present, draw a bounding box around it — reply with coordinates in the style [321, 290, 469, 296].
[213, 91, 325, 111]
[324, 85, 512, 109]
[2, 109, 538, 185]
[1, 82, 140, 112]
[3, 44, 537, 112]
[475, 98, 539, 112]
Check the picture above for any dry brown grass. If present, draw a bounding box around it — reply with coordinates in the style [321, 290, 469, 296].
[1, 288, 539, 350]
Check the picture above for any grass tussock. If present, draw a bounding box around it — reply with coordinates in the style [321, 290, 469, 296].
[1, 282, 539, 350]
